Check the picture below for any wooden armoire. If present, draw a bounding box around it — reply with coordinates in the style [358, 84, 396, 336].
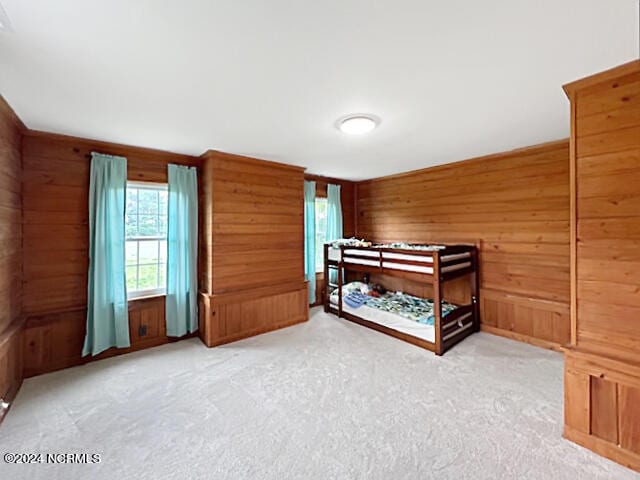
[563, 60, 640, 471]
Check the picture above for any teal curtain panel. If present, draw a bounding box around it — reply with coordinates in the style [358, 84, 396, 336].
[83, 152, 130, 356]
[165, 164, 199, 337]
[304, 180, 316, 304]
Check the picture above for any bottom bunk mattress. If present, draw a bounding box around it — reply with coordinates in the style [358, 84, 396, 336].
[329, 283, 459, 343]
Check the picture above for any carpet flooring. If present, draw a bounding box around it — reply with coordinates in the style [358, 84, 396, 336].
[1, 307, 638, 480]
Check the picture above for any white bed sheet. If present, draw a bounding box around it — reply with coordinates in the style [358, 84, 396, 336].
[330, 293, 435, 343]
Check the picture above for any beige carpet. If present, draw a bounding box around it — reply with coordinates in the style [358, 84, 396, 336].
[1, 307, 637, 480]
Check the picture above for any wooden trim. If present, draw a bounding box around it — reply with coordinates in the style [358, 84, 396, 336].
[23, 129, 199, 163]
[433, 250, 443, 355]
[0, 316, 26, 351]
[203, 315, 308, 347]
[357, 139, 569, 185]
[0, 94, 27, 132]
[563, 60, 640, 97]
[564, 347, 640, 390]
[22, 335, 194, 378]
[564, 425, 640, 473]
[201, 149, 306, 173]
[568, 90, 578, 346]
[481, 325, 563, 352]
[207, 280, 308, 304]
[481, 288, 570, 315]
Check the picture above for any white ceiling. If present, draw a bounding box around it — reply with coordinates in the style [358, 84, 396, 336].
[0, 1, 638, 180]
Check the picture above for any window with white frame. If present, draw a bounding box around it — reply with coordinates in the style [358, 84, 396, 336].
[125, 182, 168, 298]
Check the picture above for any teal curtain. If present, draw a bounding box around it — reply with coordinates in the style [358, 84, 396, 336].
[304, 180, 316, 304]
[326, 184, 343, 284]
[83, 153, 130, 356]
[166, 164, 199, 337]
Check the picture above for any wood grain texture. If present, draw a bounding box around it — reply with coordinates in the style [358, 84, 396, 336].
[0, 95, 24, 408]
[563, 58, 640, 473]
[590, 377, 618, 443]
[564, 366, 590, 434]
[564, 347, 640, 471]
[20, 131, 201, 376]
[22, 296, 179, 377]
[570, 61, 640, 364]
[199, 151, 309, 346]
[355, 140, 570, 347]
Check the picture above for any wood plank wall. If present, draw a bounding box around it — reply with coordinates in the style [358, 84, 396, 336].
[198, 151, 308, 346]
[355, 140, 571, 349]
[304, 173, 357, 306]
[0, 96, 24, 407]
[569, 62, 640, 362]
[21, 131, 201, 376]
[563, 61, 640, 471]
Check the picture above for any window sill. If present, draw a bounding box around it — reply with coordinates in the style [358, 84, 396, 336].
[128, 292, 166, 303]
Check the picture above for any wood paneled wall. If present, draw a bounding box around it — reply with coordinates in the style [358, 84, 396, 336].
[199, 151, 308, 346]
[566, 61, 640, 361]
[356, 140, 571, 349]
[563, 60, 640, 471]
[21, 131, 201, 376]
[304, 173, 357, 306]
[0, 96, 24, 407]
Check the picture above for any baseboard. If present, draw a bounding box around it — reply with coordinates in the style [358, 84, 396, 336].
[0, 317, 25, 425]
[204, 315, 308, 347]
[480, 324, 563, 352]
[564, 426, 640, 473]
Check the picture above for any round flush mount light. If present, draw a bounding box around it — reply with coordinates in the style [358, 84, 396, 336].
[337, 114, 380, 135]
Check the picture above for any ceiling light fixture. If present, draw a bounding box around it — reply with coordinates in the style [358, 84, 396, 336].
[337, 114, 379, 135]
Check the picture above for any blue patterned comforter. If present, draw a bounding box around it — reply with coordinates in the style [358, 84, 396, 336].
[364, 292, 457, 326]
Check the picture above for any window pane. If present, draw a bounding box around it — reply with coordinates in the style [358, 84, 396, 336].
[158, 263, 166, 289]
[159, 215, 167, 236]
[125, 214, 138, 238]
[126, 189, 138, 215]
[138, 189, 159, 214]
[125, 183, 168, 296]
[159, 240, 167, 263]
[159, 190, 168, 213]
[139, 240, 159, 265]
[126, 265, 138, 291]
[125, 241, 138, 266]
[138, 264, 159, 290]
[137, 215, 159, 237]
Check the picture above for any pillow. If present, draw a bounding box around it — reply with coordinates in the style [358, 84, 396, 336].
[331, 281, 370, 297]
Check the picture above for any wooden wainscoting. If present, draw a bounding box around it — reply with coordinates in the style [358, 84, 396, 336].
[355, 140, 571, 349]
[22, 296, 177, 377]
[0, 320, 24, 415]
[564, 348, 640, 471]
[481, 289, 570, 351]
[0, 95, 25, 409]
[199, 281, 308, 347]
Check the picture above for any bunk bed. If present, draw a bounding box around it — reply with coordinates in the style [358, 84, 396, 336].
[323, 242, 479, 355]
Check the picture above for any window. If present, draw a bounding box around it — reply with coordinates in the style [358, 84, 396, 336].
[314, 197, 327, 272]
[125, 182, 168, 298]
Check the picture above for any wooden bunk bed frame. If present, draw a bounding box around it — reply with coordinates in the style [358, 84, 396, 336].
[323, 243, 480, 355]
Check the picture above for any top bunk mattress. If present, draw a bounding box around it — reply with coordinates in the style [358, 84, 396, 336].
[327, 245, 472, 274]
